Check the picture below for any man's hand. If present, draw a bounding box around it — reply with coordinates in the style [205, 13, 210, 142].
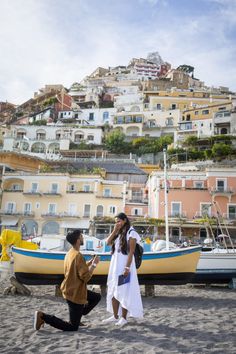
[92, 255, 100, 265]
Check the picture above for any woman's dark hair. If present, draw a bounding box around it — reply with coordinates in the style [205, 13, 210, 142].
[66, 229, 82, 246]
[111, 212, 131, 255]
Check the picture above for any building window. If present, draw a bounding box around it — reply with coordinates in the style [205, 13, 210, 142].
[166, 117, 173, 126]
[96, 205, 103, 217]
[103, 111, 109, 120]
[171, 104, 177, 110]
[31, 183, 38, 193]
[83, 185, 90, 192]
[200, 203, 211, 217]
[109, 206, 116, 214]
[68, 204, 77, 215]
[104, 189, 111, 197]
[125, 116, 132, 123]
[48, 203, 56, 214]
[132, 208, 142, 216]
[69, 184, 75, 192]
[156, 104, 161, 110]
[51, 183, 58, 193]
[216, 179, 225, 192]
[186, 114, 191, 121]
[6, 202, 15, 214]
[171, 202, 181, 217]
[194, 181, 204, 189]
[195, 111, 199, 115]
[89, 113, 94, 121]
[24, 203, 32, 215]
[84, 204, 91, 217]
[135, 116, 143, 123]
[228, 205, 236, 220]
[12, 184, 21, 191]
[87, 135, 94, 141]
[202, 110, 209, 115]
[116, 117, 124, 124]
[200, 228, 207, 240]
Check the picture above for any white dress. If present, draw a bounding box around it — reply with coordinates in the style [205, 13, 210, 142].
[106, 228, 143, 318]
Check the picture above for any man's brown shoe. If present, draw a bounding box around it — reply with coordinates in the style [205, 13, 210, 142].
[34, 311, 45, 330]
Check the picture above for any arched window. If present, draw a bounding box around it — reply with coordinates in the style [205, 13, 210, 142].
[23, 220, 38, 237]
[42, 221, 59, 235]
[31, 142, 46, 153]
[96, 205, 104, 217]
[36, 129, 46, 140]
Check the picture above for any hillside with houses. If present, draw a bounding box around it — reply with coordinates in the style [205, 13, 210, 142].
[0, 52, 236, 243]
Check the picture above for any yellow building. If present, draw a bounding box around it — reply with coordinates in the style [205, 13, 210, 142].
[0, 172, 126, 237]
[145, 89, 233, 112]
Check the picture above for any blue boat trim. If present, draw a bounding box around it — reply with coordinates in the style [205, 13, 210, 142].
[12, 246, 201, 261]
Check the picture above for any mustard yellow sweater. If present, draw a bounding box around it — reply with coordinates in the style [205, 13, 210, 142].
[60, 248, 92, 304]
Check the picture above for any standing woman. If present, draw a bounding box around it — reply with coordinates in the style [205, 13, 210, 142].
[103, 212, 143, 327]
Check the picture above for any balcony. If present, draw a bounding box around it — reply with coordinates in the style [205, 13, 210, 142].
[59, 212, 80, 218]
[41, 212, 61, 218]
[168, 212, 187, 219]
[222, 213, 236, 221]
[23, 211, 35, 217]
[96, 194, 123, 199]
[127, 198, 148, 204]
[194, 212, 216, 219]
[66, 190, 93, 194]
[0, 210, 23, 216]
[3, 189, 23, 193]
[210, 187, 235, 197]
[43, 191, 62, 196]
[214, 111, 231, 124]
[23, 190, 42, 196]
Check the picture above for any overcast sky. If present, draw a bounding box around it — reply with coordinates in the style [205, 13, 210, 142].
[0, 0, 236, 104]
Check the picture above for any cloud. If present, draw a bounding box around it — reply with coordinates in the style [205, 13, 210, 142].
[0, 0, 235, 104]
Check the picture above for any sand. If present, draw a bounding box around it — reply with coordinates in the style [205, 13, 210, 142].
[0, 269, 236, 353]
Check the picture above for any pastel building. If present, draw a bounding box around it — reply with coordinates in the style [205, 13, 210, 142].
[148, 167, 236, 242]
[2, 124, 103, 157]
[0, 172, 126, 238]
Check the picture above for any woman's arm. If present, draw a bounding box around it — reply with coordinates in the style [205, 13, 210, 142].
[123, 237, 136, 277]
[106, 223, 121, 245]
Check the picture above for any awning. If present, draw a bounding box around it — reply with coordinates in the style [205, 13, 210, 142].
[60, 220, 90, 229]
[0, 218, 19, 226]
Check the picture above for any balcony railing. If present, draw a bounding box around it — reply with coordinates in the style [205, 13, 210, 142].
[23, 190, 42, 195]
[60, 212, 80, 218]
[41, 212, 60, 217]
[0, 210, 23, 216]
[96, 195, 123, 199]
[23, 211, 35, 216]
[210, 187, 235, 195]
[168, 212, 187, 219]
[66, 190, 93, 194]
[43, 192, 62, 196]
[3, 189, 23, 192]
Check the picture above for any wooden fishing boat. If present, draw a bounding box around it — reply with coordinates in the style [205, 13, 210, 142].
[11, 245, 201, 285]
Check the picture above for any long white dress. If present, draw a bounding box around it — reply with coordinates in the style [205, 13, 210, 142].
[106, 228, 143, 318]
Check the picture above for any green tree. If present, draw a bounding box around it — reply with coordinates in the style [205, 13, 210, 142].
[183, 135, 198, 147]
[212, 143, 233, 159]
[104, 130, 127, 153]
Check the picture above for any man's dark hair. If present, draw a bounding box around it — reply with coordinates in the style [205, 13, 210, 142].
[66, 229, 82, 246]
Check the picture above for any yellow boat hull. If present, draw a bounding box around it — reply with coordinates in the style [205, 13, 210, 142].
[12, 246, 201, 285]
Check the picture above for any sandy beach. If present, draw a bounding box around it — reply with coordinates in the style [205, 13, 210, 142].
[0, 270, 236, 354]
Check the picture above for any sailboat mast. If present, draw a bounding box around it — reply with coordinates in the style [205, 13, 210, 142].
[163, 149, 170, 250]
